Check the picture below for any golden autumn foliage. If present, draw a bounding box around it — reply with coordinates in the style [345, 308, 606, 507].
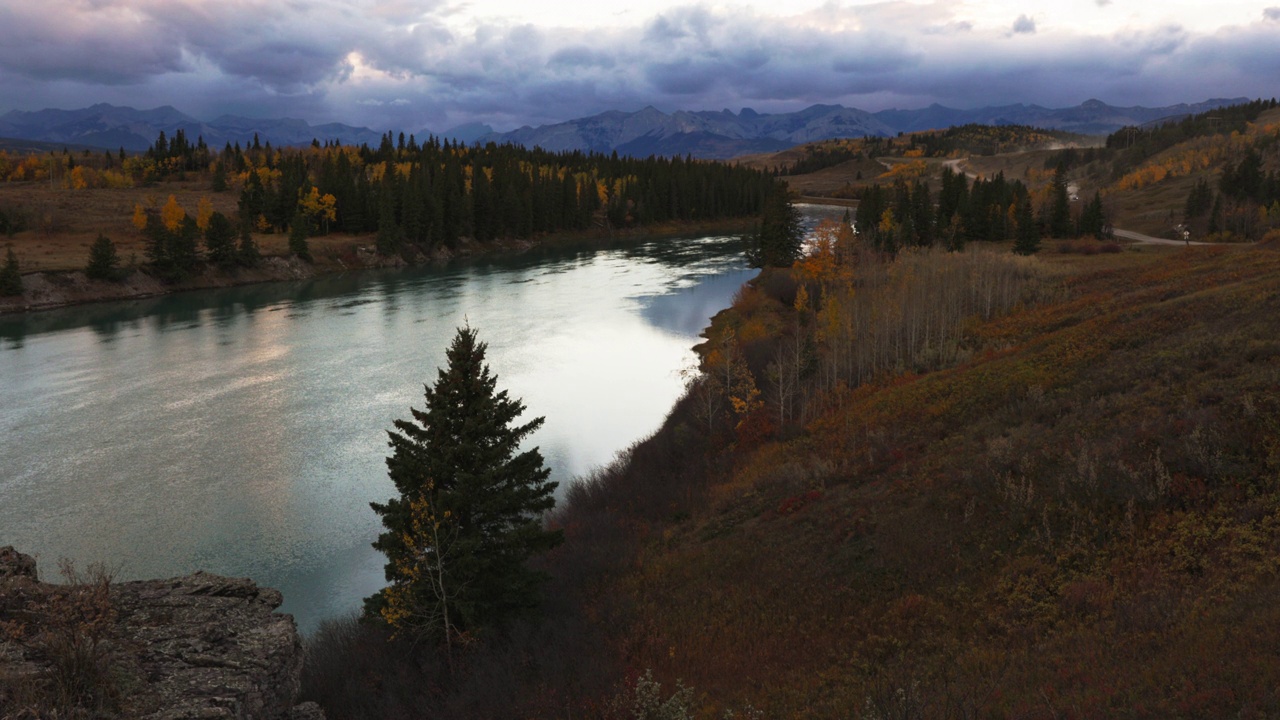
[160, 195, 185, 232]
[1112, 125, 1279, 192]
[131, 203, 148, 232]
[378, 485, 463, 648]
[195, 196, 214, 231]
[880, 159, 928, 180]
[298, 187, 338, 226]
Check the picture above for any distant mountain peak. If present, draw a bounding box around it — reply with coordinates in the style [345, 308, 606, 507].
[0, 97, 1255, 160]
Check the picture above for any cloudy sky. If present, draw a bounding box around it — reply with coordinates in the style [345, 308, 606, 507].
[0, 0, 1277, 132]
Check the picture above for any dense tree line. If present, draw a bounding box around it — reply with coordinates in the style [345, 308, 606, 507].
[222, 135, 777, 254]
[911, 123, 1080, 158]
[1181, 147, 1280, 240]
[144, 129, 212, 175]
[1106, 98, 1279, 176]
[855, 167, 1037, 251]
[854, 164, 1107, 253]
[779, 143, 864, 175]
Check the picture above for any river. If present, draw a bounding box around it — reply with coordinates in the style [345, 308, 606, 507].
[0, 230, 765, 632]
[0, 206, 844, 632]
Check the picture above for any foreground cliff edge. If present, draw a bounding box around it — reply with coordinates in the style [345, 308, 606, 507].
[0, 546, 323, 719]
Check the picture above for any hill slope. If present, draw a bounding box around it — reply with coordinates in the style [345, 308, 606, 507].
[607, 244, 1280, 716]
[302, 242, 1280, 719]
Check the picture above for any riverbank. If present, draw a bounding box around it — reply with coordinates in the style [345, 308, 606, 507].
[0, 216, 754, 315]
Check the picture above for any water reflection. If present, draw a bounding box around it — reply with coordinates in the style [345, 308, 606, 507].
[0, 228, 765, 633]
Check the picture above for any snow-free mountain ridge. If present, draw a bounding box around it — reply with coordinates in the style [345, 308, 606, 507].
[0, 98, 1252, 159]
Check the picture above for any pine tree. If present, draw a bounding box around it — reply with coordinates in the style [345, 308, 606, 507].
[168, 217, 201, 274]
[288, 213, 312, 262]
[85, 234, 123, 281]
[237, 220, 261, 267]
[368, 326, 561, 643]
[0, 247, 22, 296]
[746, 190, 803, 267]
[211, 161, 228, 192]
[204, 211, 238, 268]
[1013, 194, 1040, 255]
[1077, 191, 1107, 239]
[143, 212, 169, 268]
[1207, 194, 1223, 236]
[1048, 164, 1073, 238]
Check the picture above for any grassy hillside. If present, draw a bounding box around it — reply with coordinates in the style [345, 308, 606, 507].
[751, 102, 1280, 244]
[609, 242, 1280, 717]
[301, 237, 1280, 719]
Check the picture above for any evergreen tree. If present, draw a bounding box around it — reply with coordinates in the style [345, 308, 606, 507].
[1077, 191, 1108, 239]
[1014, 194, 1040, 255]
[0, 247, 22, 296]
[168, 217, 201, 274]
[375, 179, 403, 256]
[368, 326, 561, 643]
[288, 213, 312, 261]
[1184, 178, 1213, 222]
[1048, 164, 1073, 238]
[237, 220, 261, 267]
[1208, 194, 1224, 235]
[211, 161, 228, 192]
[143, 213, 170, 268]
[204, 211, 238, 268]
[85, 234, 123, 281]
[746, 190, 804, 267]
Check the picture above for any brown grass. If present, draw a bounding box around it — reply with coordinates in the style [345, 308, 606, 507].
[610, 244, 1280, 716]
[1, 560, 125, 717]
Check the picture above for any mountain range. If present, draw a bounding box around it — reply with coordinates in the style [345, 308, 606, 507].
[0, 97, 1252, 159]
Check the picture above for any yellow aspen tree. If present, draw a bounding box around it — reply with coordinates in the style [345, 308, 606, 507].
[879, 208, 897, 236]
[380, 484, 462, 663]
[161, 195, 185, 232]
[299, 187, 338, 232]
[195, 197, 214, 232]
[132, 203, 149, 231]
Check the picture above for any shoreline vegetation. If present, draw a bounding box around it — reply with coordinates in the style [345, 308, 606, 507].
[0, 215, 755, 316]
[0, 129, 780, 316]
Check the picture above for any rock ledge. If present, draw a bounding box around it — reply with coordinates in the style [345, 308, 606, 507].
[0, 547, 322, 719]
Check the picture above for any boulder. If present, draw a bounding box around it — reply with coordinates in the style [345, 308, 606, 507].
[0, 546, 37, 579]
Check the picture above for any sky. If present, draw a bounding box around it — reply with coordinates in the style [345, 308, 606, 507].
[0, 0, 1277, 133]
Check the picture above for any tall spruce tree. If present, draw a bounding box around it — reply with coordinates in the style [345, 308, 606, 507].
[288, 213, 312, 262]
[1013, 194, 1040, 255]
[237, 220, 261, 267]
[204, 212, 238, 268]
[746, 190, 804, 267]
[1047, 164, 1073, 238]
[1077, 191, 1108, 239]
[368, 326, 561, 643]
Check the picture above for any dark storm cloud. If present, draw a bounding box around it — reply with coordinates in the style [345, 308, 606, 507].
[0, 2, 185, 83]
[548, 46, 618, 70]
[0, 0, 1275, 133]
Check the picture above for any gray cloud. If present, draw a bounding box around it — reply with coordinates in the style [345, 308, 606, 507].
[549, 46, 618, 70]
[0, 0, 1275, 134]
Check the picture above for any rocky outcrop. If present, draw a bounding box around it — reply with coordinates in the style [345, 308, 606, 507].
[0, 547, 322, 719]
